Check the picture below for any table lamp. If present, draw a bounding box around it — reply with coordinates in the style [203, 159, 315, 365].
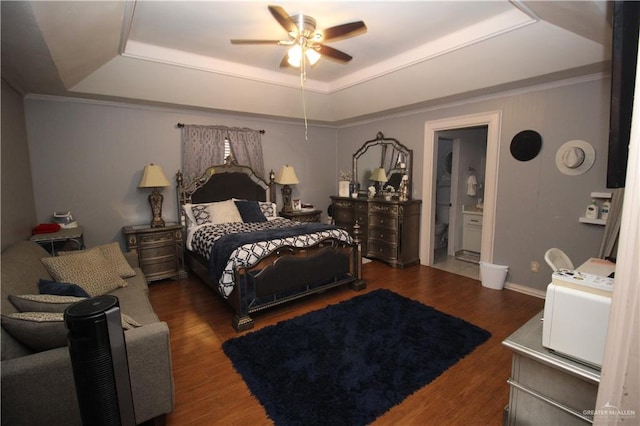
[138, 163, 170, 227]
[370, 167, 388, 196]
[275, 165, 299, 213]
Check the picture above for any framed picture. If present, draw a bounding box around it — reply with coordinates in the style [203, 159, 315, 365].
[293, 199, 302, 211]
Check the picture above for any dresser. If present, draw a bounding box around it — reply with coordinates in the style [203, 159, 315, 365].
[122, 223, 187, 282]
[331, 196, 421, 268]
[503, 311, 600, 425]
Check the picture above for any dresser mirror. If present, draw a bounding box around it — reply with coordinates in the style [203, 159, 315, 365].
[353, 132, 412, 197]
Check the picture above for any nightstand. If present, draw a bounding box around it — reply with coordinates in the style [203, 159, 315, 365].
[122, 223, 187, 282]
[30, 226, 85, 255]
[280, 209, 322, 223]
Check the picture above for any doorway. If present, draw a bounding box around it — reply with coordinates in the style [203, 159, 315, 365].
[420, 111, 501, 272]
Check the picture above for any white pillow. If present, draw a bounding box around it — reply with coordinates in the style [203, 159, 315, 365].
[207, 200, 243, 224]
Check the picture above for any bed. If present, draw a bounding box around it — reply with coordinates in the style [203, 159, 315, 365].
[176, 161, 366, 331]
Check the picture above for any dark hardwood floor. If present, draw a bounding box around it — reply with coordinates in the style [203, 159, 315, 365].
[148, 260, 544, 425]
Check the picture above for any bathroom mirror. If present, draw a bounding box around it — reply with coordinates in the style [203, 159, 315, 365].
[353, 132, 412, 197]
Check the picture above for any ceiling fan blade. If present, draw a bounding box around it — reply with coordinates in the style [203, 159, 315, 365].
[319, 21, 367, 42]
[230, 39, 282, 45]
[316, 44, 353, 63]
[268, 5, 297, 34]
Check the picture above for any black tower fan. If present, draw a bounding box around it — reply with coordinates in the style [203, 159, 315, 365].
[65, 295, 136, 426]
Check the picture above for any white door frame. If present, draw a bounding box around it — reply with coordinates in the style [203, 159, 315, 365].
[420, 111, 502, 266]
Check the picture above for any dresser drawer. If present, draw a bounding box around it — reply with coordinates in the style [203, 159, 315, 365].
[368, 202, 399, 216]
[139, 244, 175, 259]
[354, 211, 368, 225]
[367, 240, 398, 260]
[141, 259, 177, 276]
[139, 231, 175, 245]
[368, 214, 399, 230]
[368, 227, 398, 243]
[333, 199, 355, 210]
[355, 202, 368, 214]
[335, 209, 355, 223]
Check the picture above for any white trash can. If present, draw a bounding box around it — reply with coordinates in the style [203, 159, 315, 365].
[479, 262, 508, 290]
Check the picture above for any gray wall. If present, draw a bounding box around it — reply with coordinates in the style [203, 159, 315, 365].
[20, 75, 610, 293]
[1, 79, 37, 250]
[24, 99, 337, 248]
[337, 76, 610, 293]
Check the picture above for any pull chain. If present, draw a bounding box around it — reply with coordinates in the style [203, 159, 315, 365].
[300, 51, 309, 141]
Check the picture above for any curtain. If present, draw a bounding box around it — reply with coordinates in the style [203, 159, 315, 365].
[598, 188, 625, 259]
[181, 125, 227, 183]
[227, 128, 266, 179]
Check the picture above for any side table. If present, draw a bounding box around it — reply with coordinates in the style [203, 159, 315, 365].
[30, 226, 85, 255]
[122, 223, 187, 282]
[280, 209, 322, 223]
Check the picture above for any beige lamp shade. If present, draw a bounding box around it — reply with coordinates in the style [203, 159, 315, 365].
[274, 165, 300, 185]
[139, 164, 170, 188]
[370, 167, 388, 183]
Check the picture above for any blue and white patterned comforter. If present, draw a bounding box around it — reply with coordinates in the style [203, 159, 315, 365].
[186, 218, 352, 298]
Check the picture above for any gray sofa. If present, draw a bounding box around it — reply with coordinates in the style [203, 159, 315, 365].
[1, 241, 174, 425]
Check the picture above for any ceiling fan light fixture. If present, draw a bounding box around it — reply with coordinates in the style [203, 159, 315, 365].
[287, 44, 303, 67]
[305, 47, 321, 66]
[287, 44, 320, 68]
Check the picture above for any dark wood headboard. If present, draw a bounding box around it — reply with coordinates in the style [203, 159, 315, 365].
[176, 163, 276, 224]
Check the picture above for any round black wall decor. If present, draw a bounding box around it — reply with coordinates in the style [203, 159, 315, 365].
[510, 130, 542, 161]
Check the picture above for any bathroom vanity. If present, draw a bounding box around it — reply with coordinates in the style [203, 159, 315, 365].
[462, 208, 483, 253]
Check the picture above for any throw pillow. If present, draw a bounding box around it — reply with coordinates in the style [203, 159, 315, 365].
[259, 201, 277, 219]
[1, 312, 142, 352]
[59, 242, 136, 278]
[1, 312, 68, 352]
[192, 204, 212, 225]
[38, 279, 90, 297]
[41, 249, 127, 297]
[235, 200, 267, 223]
[9, 294, 86, 313]
[207, 200, 243, 225]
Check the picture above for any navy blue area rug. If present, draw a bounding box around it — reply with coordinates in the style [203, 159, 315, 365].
[222, 289, 491, 426]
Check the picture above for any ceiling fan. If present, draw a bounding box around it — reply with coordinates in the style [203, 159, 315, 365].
[230, 5, 367, 68]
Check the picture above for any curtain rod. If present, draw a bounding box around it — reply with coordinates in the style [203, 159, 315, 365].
[176, 123, 265, 134]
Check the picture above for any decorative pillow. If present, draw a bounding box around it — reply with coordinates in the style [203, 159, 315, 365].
[9, 294, 85, 313]
[41, 250, 128, 297]
[207, 200, 243, 225]
[192, 204, 212, 225]
[1, 312, 142, 352]
[121, 314, 142, 330]
[1, 312, 68, 352]
[38, 279, 90, 297]
[59, 242, 136, 278]
[234, 200, 267, 223]
[259, 201, 277, 218]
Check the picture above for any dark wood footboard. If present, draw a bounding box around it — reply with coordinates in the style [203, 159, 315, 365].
[184, 239, 365, 332]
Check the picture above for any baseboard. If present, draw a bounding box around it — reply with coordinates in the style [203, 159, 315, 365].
[504, 281, 546, 299]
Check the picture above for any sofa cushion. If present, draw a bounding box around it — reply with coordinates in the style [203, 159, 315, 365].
[9, 294, 86, 313]
[41, 249, 128, 297]
[38, 279, 90, 297]
[1, 311, 142, 353]
[59, 242, 136, 278]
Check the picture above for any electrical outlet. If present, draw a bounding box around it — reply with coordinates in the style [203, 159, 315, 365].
[530, 261, 540, 273]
